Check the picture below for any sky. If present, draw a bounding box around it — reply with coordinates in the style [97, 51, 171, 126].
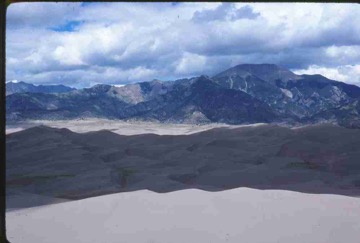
[6, 2, 360, 88]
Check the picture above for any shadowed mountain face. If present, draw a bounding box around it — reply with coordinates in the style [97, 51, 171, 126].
[6, 124, 360, 208]
[6, 81, 75, 96]
[212, 64, 360, 125]
[6, 76, 278, 124]
[6, 64, 360, 128]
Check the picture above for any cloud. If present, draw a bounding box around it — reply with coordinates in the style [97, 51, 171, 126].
[192, 3, 260, 22]
[6, 2, 82, 29]
[175, 52, 207, 75]
[293, 65, 360, 86]
[5, 2, 360, 88]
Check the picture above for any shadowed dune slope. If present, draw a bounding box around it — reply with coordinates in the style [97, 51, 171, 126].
[6, 124, 360, 208]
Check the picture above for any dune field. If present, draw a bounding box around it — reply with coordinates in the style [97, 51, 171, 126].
[6, 120, 360, 242]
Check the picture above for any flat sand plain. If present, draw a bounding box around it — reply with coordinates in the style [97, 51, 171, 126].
[6, 118, 266, 135]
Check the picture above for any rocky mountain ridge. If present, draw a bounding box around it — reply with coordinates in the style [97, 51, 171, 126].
[6, 81, 75, 96]
[6, 64, 360, 128]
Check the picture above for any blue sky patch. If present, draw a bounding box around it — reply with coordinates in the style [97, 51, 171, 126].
[50, 20, 84, 32]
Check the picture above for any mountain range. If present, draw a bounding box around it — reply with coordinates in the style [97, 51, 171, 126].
[6, 64, 360, 128]
[6, 81, 76, 96]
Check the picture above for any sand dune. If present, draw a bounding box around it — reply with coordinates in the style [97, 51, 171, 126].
[6, 122, 360, 210]
[6, 188, 360, 243]
[6, 122, 360, 242]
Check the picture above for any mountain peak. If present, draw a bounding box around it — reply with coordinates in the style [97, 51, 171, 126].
[213, 63, 300, 84]
[86, 84, 112, 93]
[190, 75, 214, 86]
[7, 80, 28, 85]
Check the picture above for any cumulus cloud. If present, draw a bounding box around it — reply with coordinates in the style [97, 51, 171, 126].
[5, 2, 360, 87]
[6, 2, 82, 29]
[192, 3, 260, 22]
[293, 65, 360, 86]
[175, 52, 207, 75]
